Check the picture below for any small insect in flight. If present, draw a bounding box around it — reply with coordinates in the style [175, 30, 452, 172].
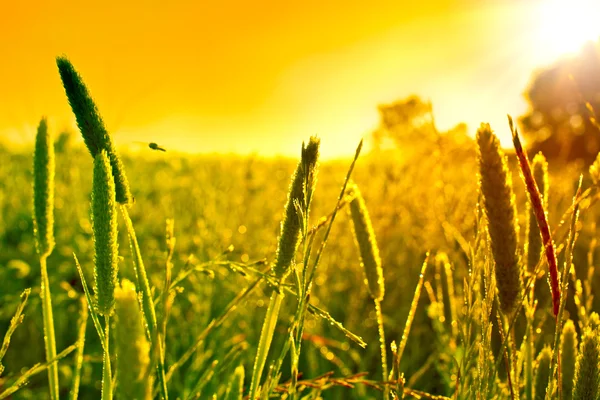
[135, 142, 167, 152]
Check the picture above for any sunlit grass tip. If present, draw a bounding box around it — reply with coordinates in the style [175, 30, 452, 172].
[561, 319, 578, 400]
[271, 136, 320, 280]
[476, 123, 521, 315]
[114, 279, 152, 400]
[33, 117, 55, 257]
[348, 181, 384, 301]
[92, 150, 119, 316]
[572, 328, 600, 400]
[534, 346, 551, 400]
[56, 56, 133, 205]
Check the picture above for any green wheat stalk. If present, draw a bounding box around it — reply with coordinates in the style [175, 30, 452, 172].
[249, 137, 320, 399]
[69, 296, 89, 400]
[32, 117, 59, 400]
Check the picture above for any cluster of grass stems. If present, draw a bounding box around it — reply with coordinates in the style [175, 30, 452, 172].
[2, 57, 600, 400]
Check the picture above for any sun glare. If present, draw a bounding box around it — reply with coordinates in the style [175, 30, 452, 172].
[538, 0, 600, 59]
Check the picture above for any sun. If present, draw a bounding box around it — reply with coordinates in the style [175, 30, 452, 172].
[537, 0, 600, 59]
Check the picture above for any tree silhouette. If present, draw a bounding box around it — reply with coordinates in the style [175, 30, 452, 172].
[520, 40, 600, 165]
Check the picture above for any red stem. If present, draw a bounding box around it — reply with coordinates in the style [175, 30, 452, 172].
[510, 117, 560, 317]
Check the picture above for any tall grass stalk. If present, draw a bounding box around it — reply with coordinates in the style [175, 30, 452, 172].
[102, 316, 112, 400]
[287, 140, 361, 398]
[348, 182, 388, 399]
[248, 138, 320, 399]
[394, 255, 429, 376]
[509, 116, 559, 316]
[546, 180, 582, 400]
[69, 297, 89, 400]
[32, 117, 59, 400]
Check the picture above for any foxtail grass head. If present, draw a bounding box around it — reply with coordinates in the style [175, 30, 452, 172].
[561, 319, 578, 400]
[348, 182, 384, 301]
[33, 117, 55, 257]
[527, 153, 548, 273]
[534, 346, 552, 400]
[114, 279, 152, 400]
[272, 136, 320, 280]
[56, 56, 133, 205]
[92, 150, 119, 316]
[572, 328, 600, 400]
[476, 123, 521, 315]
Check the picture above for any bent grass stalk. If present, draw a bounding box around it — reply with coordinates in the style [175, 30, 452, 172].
[509, 116, 559, 317]
[0, 344, 78, 400]
[0, 288, 31, 376]
[32, 117, 59, 400]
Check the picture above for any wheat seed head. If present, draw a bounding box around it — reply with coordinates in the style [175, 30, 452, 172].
[92, 150, 119, 316]
[272, 136, 320, 280]
[33, 117, 55, 258]
[476, 123, 521, 315]
[561, 319, 578, 400]
[534, 346, 552, 400]
[348, 182, 384, 301]
[56, 56, 133, 205]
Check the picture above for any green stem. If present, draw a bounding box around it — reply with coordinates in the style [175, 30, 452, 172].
[70, 297, 88, 400]
[375, 299, 389, 400]
[249, 290, 284, 399]
[102, 316, 112, 400]
[40, 256, 59, 400]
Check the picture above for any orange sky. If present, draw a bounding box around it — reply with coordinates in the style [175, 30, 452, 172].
[1, 0, 597, 158]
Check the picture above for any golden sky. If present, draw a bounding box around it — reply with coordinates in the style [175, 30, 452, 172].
[1, 0, 599, 158]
